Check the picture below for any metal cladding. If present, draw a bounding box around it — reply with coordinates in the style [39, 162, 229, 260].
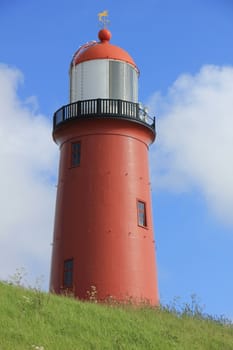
[50, 28, 159, 305]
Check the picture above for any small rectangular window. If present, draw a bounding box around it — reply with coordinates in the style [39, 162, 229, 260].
[71, 142, 81, 167]
[137, 200, 147, 227]
[63, 259, 74, 288]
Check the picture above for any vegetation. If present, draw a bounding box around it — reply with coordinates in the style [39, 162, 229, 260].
[0, 280, 232, 350]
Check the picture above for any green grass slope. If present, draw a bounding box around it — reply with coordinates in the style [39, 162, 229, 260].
[0, 282, 232, 350]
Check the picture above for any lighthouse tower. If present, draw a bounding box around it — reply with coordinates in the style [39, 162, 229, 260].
[50, 27, 159, 305]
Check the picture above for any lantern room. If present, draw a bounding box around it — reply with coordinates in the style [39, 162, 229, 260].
[69, 29, 139, 103]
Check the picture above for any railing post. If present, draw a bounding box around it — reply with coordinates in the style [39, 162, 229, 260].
[66, 105, 69, 120]
[97, 98, 101, 115]
[77, 100, 81, 116]
[118, 100, 122, 117]
[53, 113, 56, 130]
[136, 103, 139, 120]
[63, 106, 66, 121]
[153, 116, 156, 132]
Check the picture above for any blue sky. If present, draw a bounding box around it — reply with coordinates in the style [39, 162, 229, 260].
[0, 0, 233, 320]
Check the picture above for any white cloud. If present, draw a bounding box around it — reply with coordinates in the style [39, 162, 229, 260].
[0, 64, 58, 286]
[149, 65, 233, 226]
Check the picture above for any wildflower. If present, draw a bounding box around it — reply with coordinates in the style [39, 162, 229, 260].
[31, 345, 44, 350]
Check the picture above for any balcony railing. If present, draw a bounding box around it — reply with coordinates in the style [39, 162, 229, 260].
[53, 99, 155, 133]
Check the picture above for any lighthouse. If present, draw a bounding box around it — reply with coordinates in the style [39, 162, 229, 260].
[50, 25, 159, 305]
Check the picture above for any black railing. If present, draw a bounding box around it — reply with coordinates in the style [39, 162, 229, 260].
[53, 99, 155, 133]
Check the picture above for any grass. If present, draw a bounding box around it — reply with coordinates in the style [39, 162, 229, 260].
[0, 281, 233, 349]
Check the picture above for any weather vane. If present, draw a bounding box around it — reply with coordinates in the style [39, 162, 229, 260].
[98, 10, 110, 28]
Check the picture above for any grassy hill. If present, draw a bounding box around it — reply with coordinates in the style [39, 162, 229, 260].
[0, 281, 232, 350]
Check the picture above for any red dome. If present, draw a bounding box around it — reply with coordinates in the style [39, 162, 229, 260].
[72, 29, 138, 71]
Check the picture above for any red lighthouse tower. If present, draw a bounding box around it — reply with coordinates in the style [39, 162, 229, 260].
[50, 27, 159, 305]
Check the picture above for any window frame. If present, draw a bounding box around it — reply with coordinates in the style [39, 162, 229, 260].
[71, 141, 81, 168]
[63, 258, 74, 289]
[137, 200, 147, 228]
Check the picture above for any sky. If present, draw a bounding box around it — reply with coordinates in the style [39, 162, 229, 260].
[0, 0, 233, 320]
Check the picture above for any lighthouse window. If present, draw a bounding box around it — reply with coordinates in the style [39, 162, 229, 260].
[71, 142, 81, 167]
[63, 259, 74, 288]
[137, 200, 147, 227]
[109, 60, 138, 102]
[109, 61, 124, 100]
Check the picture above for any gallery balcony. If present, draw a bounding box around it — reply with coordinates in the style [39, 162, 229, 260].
[53, 98, 156, 135]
